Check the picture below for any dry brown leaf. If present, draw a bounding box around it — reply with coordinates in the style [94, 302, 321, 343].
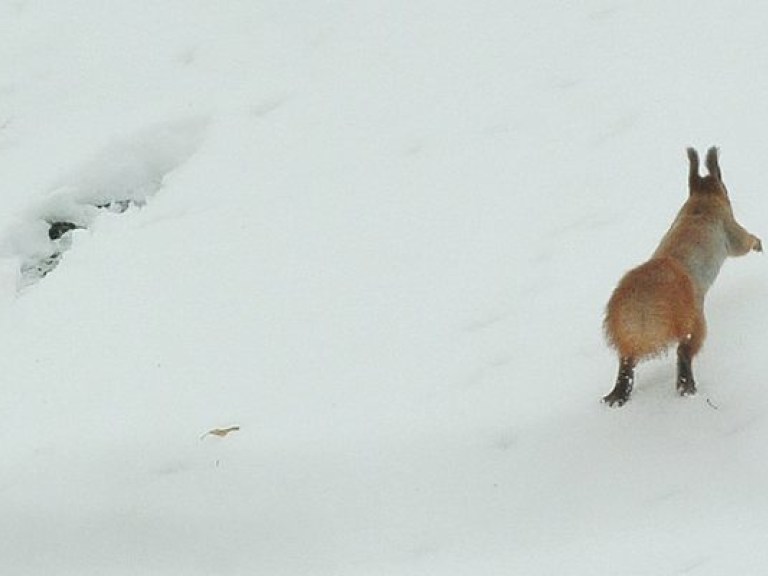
[201, 425, 241, 440]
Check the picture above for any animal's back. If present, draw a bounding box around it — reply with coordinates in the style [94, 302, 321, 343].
[604, 257, 699, 359]
[653, 212, 729, 303]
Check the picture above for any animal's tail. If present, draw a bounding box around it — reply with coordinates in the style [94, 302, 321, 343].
[604, 258, 700, 359]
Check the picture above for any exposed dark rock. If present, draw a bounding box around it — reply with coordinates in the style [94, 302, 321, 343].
[21, 252, 63, 284]
[48, 221, 80, 240]
[95, 200, 133, 213]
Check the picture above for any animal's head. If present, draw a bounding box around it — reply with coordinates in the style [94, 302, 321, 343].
[687, 146, 730, 203]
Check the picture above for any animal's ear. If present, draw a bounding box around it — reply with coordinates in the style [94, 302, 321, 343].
[687, 147, 701, 190]
[705, 146, 722, 180]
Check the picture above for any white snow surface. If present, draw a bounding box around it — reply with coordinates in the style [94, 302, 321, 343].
[1, 1, 767, 574]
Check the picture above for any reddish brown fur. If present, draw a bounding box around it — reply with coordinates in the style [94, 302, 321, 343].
[604, 257, 703, 359]
[603, 147, 760, 404]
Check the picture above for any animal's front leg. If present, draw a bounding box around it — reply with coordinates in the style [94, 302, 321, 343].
[726, 219, 762, 256]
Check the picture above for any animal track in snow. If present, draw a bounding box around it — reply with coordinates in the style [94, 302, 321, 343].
[2, 118, 207, 290]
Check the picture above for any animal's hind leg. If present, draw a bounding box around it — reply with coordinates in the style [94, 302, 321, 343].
[678, 317, 705, 397]
[676, 340, 697, 396]
[676, 342, 696, 396]
[603, 357, 636, 407]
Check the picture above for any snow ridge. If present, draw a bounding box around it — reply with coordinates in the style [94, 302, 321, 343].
[1, 118, 207, 289]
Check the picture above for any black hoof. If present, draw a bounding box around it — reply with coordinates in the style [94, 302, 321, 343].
[605, 357, 635, 408]
[602, 392, 630, 407]
[678, 384, 697, 397]
[677, 376, 697, 397]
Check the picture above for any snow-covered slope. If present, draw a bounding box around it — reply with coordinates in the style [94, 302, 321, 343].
[1, 1, 767, 574]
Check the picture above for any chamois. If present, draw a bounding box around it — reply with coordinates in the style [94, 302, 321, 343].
[603, 147, 761, 406]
